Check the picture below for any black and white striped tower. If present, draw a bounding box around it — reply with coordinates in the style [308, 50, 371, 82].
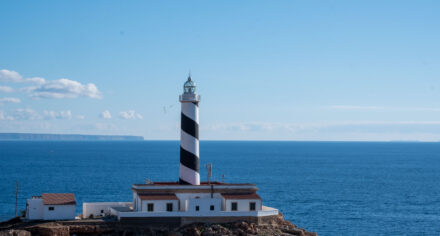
[179, 75, 200, 185]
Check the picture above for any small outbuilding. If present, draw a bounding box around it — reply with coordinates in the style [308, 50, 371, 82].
[26, 193, 76, 220]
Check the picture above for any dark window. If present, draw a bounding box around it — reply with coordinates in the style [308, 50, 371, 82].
[250, 202, 256, 211]
[210, 205, 215, 211]
[195, 205, 200, 211]
[231, 202, 237, 211]
[166, 203, 173, 212]
[147, 203, 154, 212]
[48, 206, 54, 211]
[100, 210, 104, 213]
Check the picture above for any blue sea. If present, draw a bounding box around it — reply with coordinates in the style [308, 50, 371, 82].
[0, 141, 439, 235]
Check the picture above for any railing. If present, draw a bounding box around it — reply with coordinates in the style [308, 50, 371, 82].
[179, 94, 201, 102]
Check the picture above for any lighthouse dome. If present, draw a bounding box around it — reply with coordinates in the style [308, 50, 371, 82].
[184, 76, 196, 94]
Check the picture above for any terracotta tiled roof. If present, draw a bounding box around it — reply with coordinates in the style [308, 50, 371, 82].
[42, 193, 76, 205]
[138, 194, 179, 200]
[221, 193, 261, 200]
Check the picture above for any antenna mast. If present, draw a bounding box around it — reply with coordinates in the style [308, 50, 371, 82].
[15, 181, 18, 217]
[205, 163, 212, 184]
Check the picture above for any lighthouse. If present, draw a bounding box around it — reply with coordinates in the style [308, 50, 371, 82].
[81, 74, 279, 225]
[179, 75, 200, 185]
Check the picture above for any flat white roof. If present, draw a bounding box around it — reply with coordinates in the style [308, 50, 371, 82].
[132, 184, 257, 191]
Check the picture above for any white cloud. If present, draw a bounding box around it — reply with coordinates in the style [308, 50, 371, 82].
[25, 77, 46, 84]
[95, 122, 118, 131]
[400, 107, 440, 112]
[27, 78, 101, 99]
[204, 121, 440, 134]
[0, 69, 23, 82]
[328, 105, 440, 112]
[19, 86, 37, 93]
[0, 97, 21, 104]
[0, 111, 14, 120]
[201, 121, 440, 141]
[0, 70, 46, 84]
[13, 108, 39, 120]
[0, 69, 102, 99]
[0, 86, 14, 93]
[43, 110, 72, 120]
[0, 109, 76, 121]
[100, 110, 112, 119]
[76, 115, 85, 119]
[119, 110, 143, 120]
[329, 105, 384, 111]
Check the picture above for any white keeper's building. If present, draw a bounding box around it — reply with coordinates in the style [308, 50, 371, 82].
[26, 193, 76, 221]
[82, 76, 279, 226]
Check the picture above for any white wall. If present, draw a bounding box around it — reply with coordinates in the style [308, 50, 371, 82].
[83, 202, 132, 218]
[133, 193, 140, 211]
[224, 199, 262, 212]
[140, 200, 178, 212]
[187, 198, 222, 213]
[116, 206, 279, 219]
[132, 192, 262, 213]
[43, 204, 76, 220]
[175, 193, 222, 211]
[26, 198, 43, 220]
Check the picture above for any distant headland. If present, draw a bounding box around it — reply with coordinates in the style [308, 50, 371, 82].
[0, 133, 144, 141]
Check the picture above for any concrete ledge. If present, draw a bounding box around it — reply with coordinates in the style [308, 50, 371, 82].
[118, 214, 281, 227]
[116, 208, 278, 218]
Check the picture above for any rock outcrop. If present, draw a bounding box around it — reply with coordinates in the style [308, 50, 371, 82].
[178, 220, 316, 236]
[0, 230, 31, 236]
[0, 214, 317, 236]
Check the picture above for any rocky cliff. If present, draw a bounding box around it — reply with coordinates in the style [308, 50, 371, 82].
[0, 214, 317, 236]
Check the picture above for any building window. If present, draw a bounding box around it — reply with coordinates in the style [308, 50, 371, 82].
[250, 202, 256, 211]
[166, 203, 173, 212]
[210, 205, 215, 211]
[147, 203, 154, 212]
[195, 205, 200, 211]
[231, 202, 237, 211]
[100, 210, 104, 213]
[48, 206, 55, 211]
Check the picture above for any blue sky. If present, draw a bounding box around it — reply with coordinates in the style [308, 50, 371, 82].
[0, 0, 440, 141]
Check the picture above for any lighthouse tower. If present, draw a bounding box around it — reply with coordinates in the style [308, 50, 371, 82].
[179, 75, 200, 185]
[82, 74, 280, 225]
